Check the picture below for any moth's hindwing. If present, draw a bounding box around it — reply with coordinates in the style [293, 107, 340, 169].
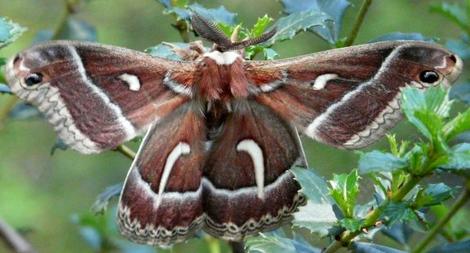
[118, 104, 206, 245]
[118, 101, 306, 245]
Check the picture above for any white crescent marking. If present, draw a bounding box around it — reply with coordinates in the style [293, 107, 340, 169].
[155, 142, 191, 208]
[118, 73, 141, 91]
[312, 73, 338, 90]
[236, 139, 265, 199]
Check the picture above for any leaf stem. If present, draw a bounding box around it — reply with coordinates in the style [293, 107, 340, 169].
[173, 20, 190, 43]
[0, 218, 37, 253]
[228, 241, 245, 253]
[114, 145, 136, 160]
[323, 175, 421, 253]
[343, 0, 373, 47]
[412, 180, 470, 253]
[52, 0, 81, 39]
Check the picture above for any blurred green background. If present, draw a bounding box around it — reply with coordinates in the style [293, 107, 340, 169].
[0, 0, 468, 252]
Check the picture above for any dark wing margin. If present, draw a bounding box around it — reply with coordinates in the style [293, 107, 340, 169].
[244, 41, 460, 149]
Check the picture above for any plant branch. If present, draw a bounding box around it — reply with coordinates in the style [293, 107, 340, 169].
[51, 0, 81, 39]
[0, 218, 36, 253]
[173, 20, 190, 43]
[412, 181, 470, 253]
[323, 175, 422, 253]
[343, 0, 373, 47]
[228, 241, 245, 253]
[114, 145, 136, 160]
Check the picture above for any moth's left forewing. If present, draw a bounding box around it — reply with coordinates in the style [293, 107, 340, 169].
[6, 41, 195, 153]
[246, 41, 462, 149]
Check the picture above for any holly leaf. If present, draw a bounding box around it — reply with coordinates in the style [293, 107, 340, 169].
[339, 218, 363, 232]
[450, 82, 470, 104]
[245, 232, 320, 253]
[189, 3, 236, 25]
[0, 83, 11, 94]
[146, 42, 189, 60]
[428, 239, 470, 253]
[265, 10, 332, 46]
[380, 202, 418, 226]
[358, 151, 408, 174]
[430, 2, 469, 32]
[9, 102, 41, 120]
[328, 169, 360, 217]
[440, 143, 470, 171]
[415, 183, 456, 208]
[446, 35, 470, 60]
[381, 223, 413, 245]
[158, 1, 237, 25]
[280, 0, 350, 44]
[444, 108, 470, 140]
[351, 242, 407, 253]
[0, 16, 26, 48]
[291, 167, 339, 237]
[91, 183, 123, 214]
[401, 86, 452, 141]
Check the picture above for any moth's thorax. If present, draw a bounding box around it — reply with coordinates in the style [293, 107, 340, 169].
[194, 50, 248, 101]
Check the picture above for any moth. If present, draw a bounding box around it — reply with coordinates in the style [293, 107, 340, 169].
[4, 14, 463, 246]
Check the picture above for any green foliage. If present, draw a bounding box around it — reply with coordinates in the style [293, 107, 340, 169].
[359, 151, 408, 174]
[91, 183, 123, 214]
[351, 242, 406, 253]
[380, 202, 418, 226]
[72, 210, 155, 253]
[158, 0, 237, 25]
[291, 167, 339, 237]
[245, 232, 320, 253]
[430, 1, 470, 33]
[339, 218, 363, 232]
[401, 86, 452, 141]
[328, 170, 360, 218]
[0, 16, 25, 49]
[280, 0, 351, 44]
[415, 183, 456, 208]
[441, 143, 470, 171]
[428, 239, 470, 253]
[292, 86, 470, 251]
[265, 11, 332, 46]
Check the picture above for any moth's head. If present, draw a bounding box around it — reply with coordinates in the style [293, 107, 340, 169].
[393, 41, 463, 88]
[190, 12, 276, 52]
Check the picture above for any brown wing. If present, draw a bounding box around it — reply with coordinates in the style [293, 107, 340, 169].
[117, 103, 206, 246]
[245, 41, 461, 148]
[202, 100, 305, 241]
[5, 41, 195, 153]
